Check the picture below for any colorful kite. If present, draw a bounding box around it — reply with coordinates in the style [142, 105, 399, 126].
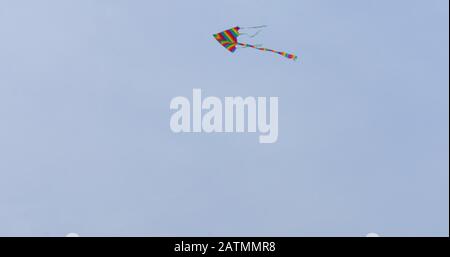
[213, 26, 298, 61]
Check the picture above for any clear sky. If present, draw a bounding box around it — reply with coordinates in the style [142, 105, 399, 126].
[0, 0, 448, 236]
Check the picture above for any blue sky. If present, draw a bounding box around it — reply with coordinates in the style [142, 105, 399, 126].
[0, 0, 448, 236]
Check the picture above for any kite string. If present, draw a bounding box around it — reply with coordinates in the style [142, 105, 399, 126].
[240, 25, 268, 29]
[238, 25, 267, 38]
[239, 29, 263, 38]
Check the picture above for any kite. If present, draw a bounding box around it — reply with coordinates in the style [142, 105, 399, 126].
[213, 26, 298, 61]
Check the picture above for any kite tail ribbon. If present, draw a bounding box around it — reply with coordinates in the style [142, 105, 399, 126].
[237, 43, 298, 61]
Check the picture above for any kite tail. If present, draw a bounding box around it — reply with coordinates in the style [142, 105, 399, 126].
[238, 43, 298, 61]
